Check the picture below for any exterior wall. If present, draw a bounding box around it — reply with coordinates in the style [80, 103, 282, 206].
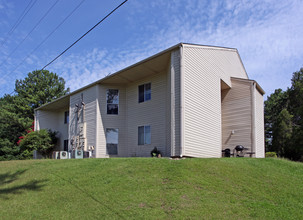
[169, 49, 181, 156]
[36, 109, 68, 151]
[69, 85, 97, 152]
[96, 84, 126, 158]
[35, 44, 264, 159]
[254, 87, 265, 158]
[55, 109, 69, 151]
[182, 45, 248, 158]
[126, 70, 168, 157]
[221, 79, 252, 153]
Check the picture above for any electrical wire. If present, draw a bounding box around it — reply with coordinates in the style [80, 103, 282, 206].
[0, 0, 37, 47]
[0, 0, 60, 68]
[41, 0, 129, 70]
[1, 0, 86, 81]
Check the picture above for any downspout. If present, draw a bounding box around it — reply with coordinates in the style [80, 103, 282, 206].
[180, 44, 185, 157]
[34, 110, 38, 131]
[251, 82, 256, 157]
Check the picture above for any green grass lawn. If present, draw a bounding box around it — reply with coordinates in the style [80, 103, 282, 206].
[0, 158, 302, 219]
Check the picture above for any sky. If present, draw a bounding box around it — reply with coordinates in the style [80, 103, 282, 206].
[0, 0, 302, 98]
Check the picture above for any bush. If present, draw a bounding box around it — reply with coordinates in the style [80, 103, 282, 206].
[266, 152, 277, 158]
[19, 129, 57, 159]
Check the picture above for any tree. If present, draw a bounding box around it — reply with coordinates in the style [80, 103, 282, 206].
[15, 69, 69, 119]
[287, 68, 303, 161]
[0, 95, 31, 160]
[264, 89, 288, 151]
[272, 109, 293, 157]
[0, 70, 69, 160]
[19, 129, 58, 159]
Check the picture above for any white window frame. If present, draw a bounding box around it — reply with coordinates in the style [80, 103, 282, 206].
[106, 89, 119, 115]
[64, 111, 69, 124]
[138, 125, 151, 145]
[106, 128, 118, 155]
[138, 83, 151, 103]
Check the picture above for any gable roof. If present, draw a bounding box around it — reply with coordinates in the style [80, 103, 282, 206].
[36, 43, 248, 110]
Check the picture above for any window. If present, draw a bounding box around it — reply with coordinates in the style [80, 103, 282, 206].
[107, 89, 119, 114]
[64, 111, 69, 124]
[138, 83, 151, 103]
[64, 139, 68, 151]
[138, 125, 151, 145]
[106, 128, 118, 155]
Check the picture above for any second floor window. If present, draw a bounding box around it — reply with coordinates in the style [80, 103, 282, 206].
[107, 89, 119, 115]
[64, 111, 69, 124]
[138, 83, 151, 103]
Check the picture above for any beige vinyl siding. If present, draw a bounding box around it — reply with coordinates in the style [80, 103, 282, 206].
[126, 70, 168, 157]
[182, 45, 249, 157]
[221, 79, 252, 153]
[96, 84, 126, 158]
[55, 109, 69, 151]
[166, 55, 172, 156]
[69, 85, 97, 152]
[170, 49, 181, 156]
[255, 88, 265, 158]
[36, 109, 68, 151]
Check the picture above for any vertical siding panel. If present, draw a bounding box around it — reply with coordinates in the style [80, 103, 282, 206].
[97, 85, 126, 158]
[36, 109, 69, 151]
[255, 89, 265, 158]
[172, 50, 181, 156]
[221, 79, 252, 153]
[126, 70, 168, 157]
[183, 45, 249, 158]
[69, 86, 96, 152]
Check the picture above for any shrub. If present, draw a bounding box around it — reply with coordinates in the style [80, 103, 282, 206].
[266, 152, 277, 158]
[19, 129, 57, 159]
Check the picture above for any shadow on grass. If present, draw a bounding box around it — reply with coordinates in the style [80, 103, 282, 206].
[51, 172, 125, 219]
[0, 169, 47, 199]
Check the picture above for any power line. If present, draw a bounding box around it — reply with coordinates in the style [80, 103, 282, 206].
[41, 0, 129, 70]
[0, 0, 37, 47]
[0, 0, 60, 68]
[1, 0, 86, 81]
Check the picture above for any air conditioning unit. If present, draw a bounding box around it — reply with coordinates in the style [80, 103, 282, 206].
[60, 151, 68, 159]
[52, 151, 60, 159]
[83, 151, 90, 158]
[74, 149, 83, 159]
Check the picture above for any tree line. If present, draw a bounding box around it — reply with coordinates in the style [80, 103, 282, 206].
[1, 67, 303, 161]
[0, 70, 69, 160]
[265, 67, 303, 161]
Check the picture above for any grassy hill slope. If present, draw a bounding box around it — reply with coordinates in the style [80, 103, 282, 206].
[0, 158, 302, 219]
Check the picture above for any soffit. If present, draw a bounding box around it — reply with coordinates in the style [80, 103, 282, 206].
[100, 52, 171, 84]
[37, 95, 69, 111]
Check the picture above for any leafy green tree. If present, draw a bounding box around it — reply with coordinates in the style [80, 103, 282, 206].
[19, 129, 58, 159]
[288, 68, 303, 124]
[0, 95, 32, 160]
[0, 70, 69, 160]
[264, 89, 288, 151]
[287, 68, 303, 161]
[272, 109, 293, 157]
[15, 69, 69, 119]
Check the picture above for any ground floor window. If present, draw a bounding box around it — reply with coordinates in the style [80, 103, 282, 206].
[138, 125, 151, 145]
[106, 128, 118, 155]
[64, 139, 68, 151]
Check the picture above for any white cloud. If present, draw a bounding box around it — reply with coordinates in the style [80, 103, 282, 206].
[48, 47, 154, 92]
[3, 0, 300, 97]
[126, 0, 303, 95]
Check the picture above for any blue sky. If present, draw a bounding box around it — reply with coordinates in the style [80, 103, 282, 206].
[0, 0, 302, 98]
